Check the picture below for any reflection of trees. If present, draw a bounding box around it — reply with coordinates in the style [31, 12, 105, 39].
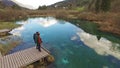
[69, 20, 120, 44]
[58, 20, 66, 24]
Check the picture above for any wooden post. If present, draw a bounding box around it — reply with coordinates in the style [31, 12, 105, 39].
[41, 46, 50, 54]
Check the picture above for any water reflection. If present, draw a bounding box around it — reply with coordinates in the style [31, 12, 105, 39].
[10, 27, 25, 36]
[10, 17, 120, 68]
[77, 30, 120, 60]
[38, 17, 58, 27]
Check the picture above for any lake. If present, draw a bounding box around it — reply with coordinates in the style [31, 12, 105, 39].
[9, 17, 120, 68]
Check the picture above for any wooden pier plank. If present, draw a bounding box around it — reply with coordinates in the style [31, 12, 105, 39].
[0, 29, 10, 33]
[0, 47, 50, 68]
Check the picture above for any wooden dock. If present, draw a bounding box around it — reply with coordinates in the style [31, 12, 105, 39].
[0, 29, 11, 37]
[0, 29, 10, 33]
[0, 47, 50, 68]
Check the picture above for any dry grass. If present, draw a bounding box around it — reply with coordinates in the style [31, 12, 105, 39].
[0, 9, 27, 21]
[65, 12, 120, 35]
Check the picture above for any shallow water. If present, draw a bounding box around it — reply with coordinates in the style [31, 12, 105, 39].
[9, 17, 120, 68]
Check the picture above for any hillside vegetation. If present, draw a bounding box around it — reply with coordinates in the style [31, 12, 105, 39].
[49, 0, 120, 35]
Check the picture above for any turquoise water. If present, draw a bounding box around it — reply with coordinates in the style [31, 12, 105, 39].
[10, 17, 120, 68]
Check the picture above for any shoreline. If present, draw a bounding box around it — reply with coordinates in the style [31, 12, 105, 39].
[0, 9, 120, 55]
[26, 10, 120, 36]
[0, 9, 120, 36]
[0, 21, 22, 55]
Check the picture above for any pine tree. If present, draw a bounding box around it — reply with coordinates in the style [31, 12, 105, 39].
[95, 0, 101, 13]
[101, 0, 111, 12]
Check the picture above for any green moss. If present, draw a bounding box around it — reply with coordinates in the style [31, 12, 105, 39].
[75, 6, 85, 12]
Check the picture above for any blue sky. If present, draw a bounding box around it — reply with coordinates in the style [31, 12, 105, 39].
[11, 0, 64, 9]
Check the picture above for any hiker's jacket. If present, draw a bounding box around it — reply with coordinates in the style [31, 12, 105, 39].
[37, 36, 42, 44]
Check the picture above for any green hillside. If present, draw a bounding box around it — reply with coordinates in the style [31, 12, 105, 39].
[50, 0, 120, 12]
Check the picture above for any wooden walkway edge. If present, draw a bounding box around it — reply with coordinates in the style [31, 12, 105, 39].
[0, 29, 11, 37]
[0, 29, 10, 33]
[0, 46, 50, 68]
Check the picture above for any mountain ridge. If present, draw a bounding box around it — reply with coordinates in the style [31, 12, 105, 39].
[50, 0, 120, 12]
[0, 0, 28, 9]
[0, 0, 15, 6]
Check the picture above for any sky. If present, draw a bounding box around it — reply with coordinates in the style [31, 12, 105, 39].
[11, 0, 64, 9]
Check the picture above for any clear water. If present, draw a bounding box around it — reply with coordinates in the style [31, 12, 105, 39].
[9, 17, 120, 68]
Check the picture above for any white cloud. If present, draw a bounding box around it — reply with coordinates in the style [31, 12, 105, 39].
[38, 17, 58, 27]
[11, 0, 63, 9]
[77, 30, 120, 60]
[10, 26, 25, 36]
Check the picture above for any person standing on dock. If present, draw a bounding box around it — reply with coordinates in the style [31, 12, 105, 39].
[36, 32, 42, 52]
[33, 32, 38, 48]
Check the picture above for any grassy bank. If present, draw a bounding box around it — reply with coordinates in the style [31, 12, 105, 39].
[55, 11, 120, 35]
[76, 12, 120, 36]
[0, 36, 22, 55]
[0, 22, 20, 30]
[0, 20, 21, 55]
[0, 9, 27, 21]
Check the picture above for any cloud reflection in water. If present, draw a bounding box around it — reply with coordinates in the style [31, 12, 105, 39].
[76, 30, 120, 60]
[37, 17, 58, 27]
